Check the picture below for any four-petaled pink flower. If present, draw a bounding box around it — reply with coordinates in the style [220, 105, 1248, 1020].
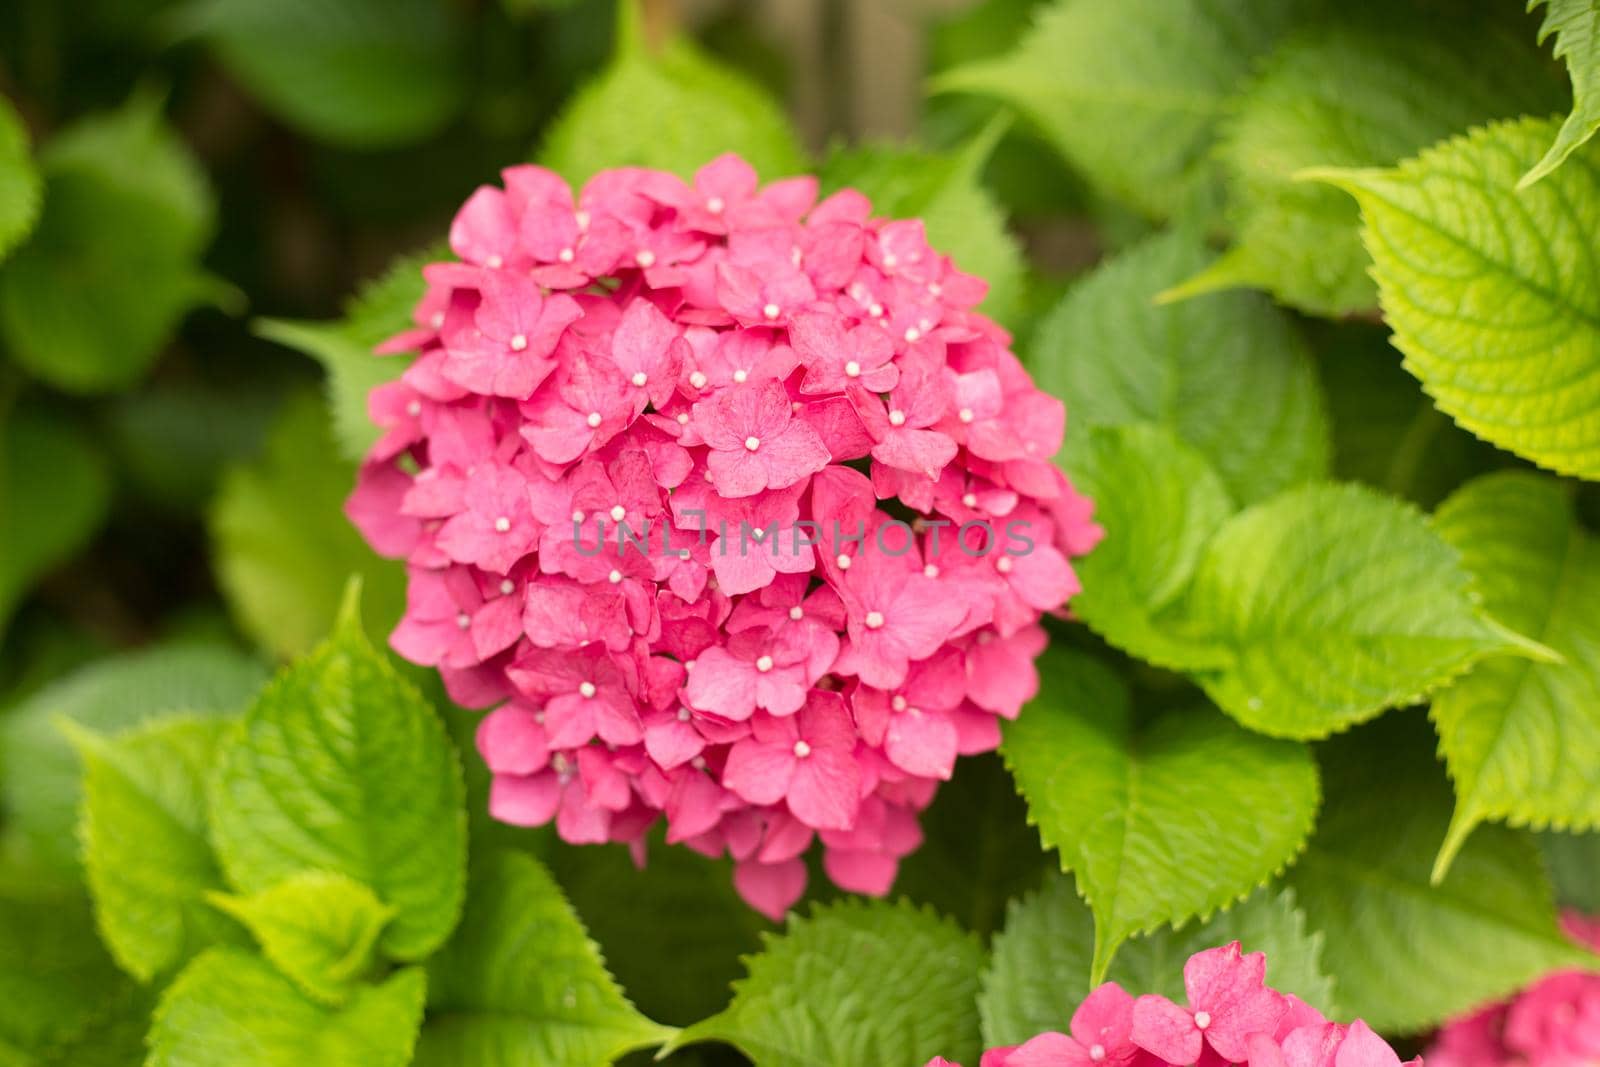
[1132, 942, 1288, 1065]
[694, 379, 830, 497]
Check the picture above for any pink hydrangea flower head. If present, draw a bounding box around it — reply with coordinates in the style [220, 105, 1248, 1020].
[940, 943, 1418, 1067]
[349, 152, 1100, 914]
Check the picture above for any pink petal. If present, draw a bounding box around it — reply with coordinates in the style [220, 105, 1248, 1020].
[733, 858, 806, 922]
[488, 772, 559, 827]
[1132, 995, 1203, 1066]
[722, 739, 796, 806]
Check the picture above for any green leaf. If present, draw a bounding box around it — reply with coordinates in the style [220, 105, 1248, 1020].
[0, 95, 41, 262]
[70, 714, 239, 983]
[539, 3, 807, 186]
[1186, 483, 1542, 738]
[415, 850, 672, 1066]
[1312, 117, 1600, 480]
[1036, 232, 1329, 504]
[980, 875, 1338, 1047]
[820, 121, 1025, 325]
[1541, 829, 1600, 911]
[1289, 713, 1594, 1033]
[933, 0, 1318, 218]
[255, 247, 435, 463]
[667, 899, 983, 1067]
[1004, 648, 1320, 983]
[0, 90, 221, 393]
[208, 391, 407, 658]
[208, 586, 466, 961]
[1525, 0, 1600, 186]
[0, 642, 266, 880]
[548, 837, 768, 1027]
[1315, 323, 1508, 510]
[1061, 426, 1236, 671]
[0, 411, 111, 642]
[0, 887, 144, 1066]
[208, 872, 394, 1007]
[184, 0, 467, 147]
[1177, 21, 1557, 315]
[1428, 472, 1600, 878]
[148, 948, 426, 1067]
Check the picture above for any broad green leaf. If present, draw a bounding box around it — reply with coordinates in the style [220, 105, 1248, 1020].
[105, 379, 277, 512]
[1312, 117, 1600, 480]
[0, 90, 221, 393]
[0, 887, 143, 1066]
[209, 391, 407, 658]
[539, 2, 806, 186]
[1541, 829, 1600, 911]
[208, 872, 394, 1007]
[0, 95, 41, 262]
[1525, 0, 1600, 186]
[1289, 713, 1594, 1033]
[1429, 472, 1600, 878]
[980, 875, 1337, 1047]
[893, 752, 1049, 940]
[1004, 648, 1320, 983]
[666, 899, 984, 1067]
[415, 850, 672, 1066]
[549, 837, 768, 1027]
[821, 121, 1024, 325]
[1186, 483, 1542, 738]
[148, 948, 425, 1067]
[1315, 323, 1508, 509]
[1036, 231, 1328, 504]
[70, 715, 239, 983]
[0, 642, 265, 879]
[1061, 426, 1235, 671]
[0, 411, 110, 642]
[184, 0, 467, 147]
[1177, 21, 1557, 315]
[208, 586, 466, 961]
[255, 247, 435, 463]
[933, 0, 1317, 218]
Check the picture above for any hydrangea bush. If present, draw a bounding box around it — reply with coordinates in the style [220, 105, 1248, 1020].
[1, 1, 1599, 1066]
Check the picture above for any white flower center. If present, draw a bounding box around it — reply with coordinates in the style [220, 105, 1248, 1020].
[676, 412, 690, 425]
[574, 210, 590, 230]
[1089, 1046, 1106, 1062]
[485, 255, 503, 269]
[706, 196, 725, 214]
[689, 371, 708, 390]
[892, 695, 907, 711]
[631, 371, 648, 387]
[788, 606, 804, 620]
[610, 505, 626, 521]
[1193, 1012, 1211, 1031]
[836, 553, 852, 570]
[572, 509, 586, 522]
[958, 407, 974, 423]
[509, 334, 528, 351]
[762, 303, 781, 320]
[579, 682, 597, 698]
[732, 368, 749, 383]
[494, 516, 511, 533]
[868, 303, 884, 318]
[997, 557, 1014, 574]
[745, 436, 761, 451]
[557, 247, 575, 263]
[888, 410, 907, 427]
[586, 411, 602, 428]
[429, 312, 445, 329]
[844, 360, 861, 377]
[756, 655, 774, 673]
[456, 613, 471, 630]
[903, 327, 921, 343]
[924, 563, 939, 578]
[608, 569, 623, 584]
[865, 610, 886, 630]
[962, 492, 978, 508]
[793, 740, 812, 758]
[500, 579, 515, 595]
[406, 400, 422, 416]
[678, 706, 693, 722]
[635, 249, 656, 268]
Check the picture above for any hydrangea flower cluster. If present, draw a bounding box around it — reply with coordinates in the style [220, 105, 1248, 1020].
[347, 153, 1101, 917]
[927, 942, 1420, 1067]
[1426, 910, 1600, 1067]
